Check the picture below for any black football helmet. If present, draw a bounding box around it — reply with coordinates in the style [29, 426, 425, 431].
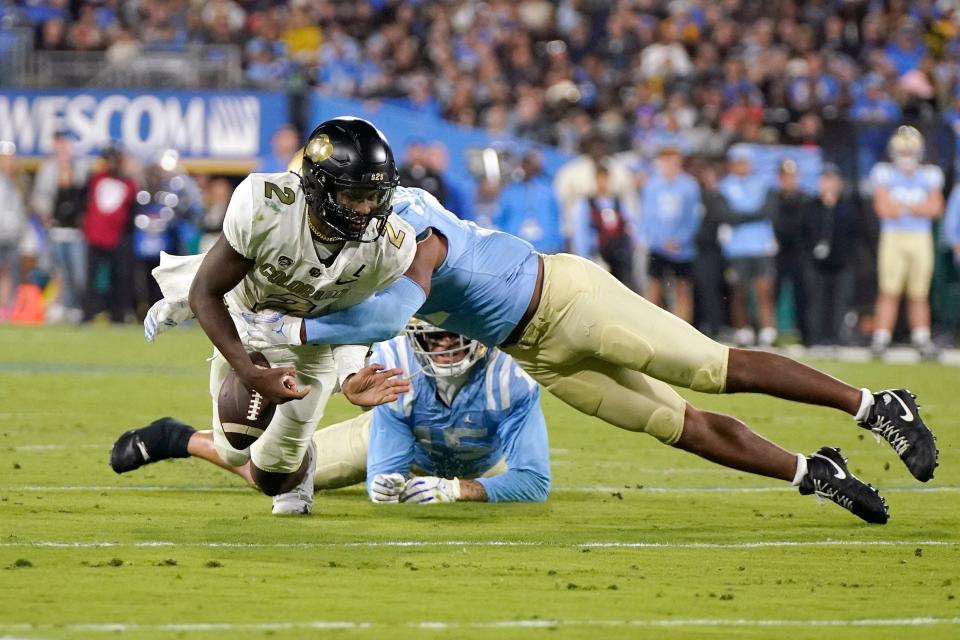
[299, 117, 399, 242]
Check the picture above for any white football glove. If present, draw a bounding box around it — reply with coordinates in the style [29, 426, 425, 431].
[144, 297, 193, 342]
[399, 476, 461, 504]
[241, 311, 304, 350]
[369, 472, 406, 504]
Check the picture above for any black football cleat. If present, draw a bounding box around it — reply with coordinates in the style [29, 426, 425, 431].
[859, 389, 938, 482]
[110, 428, 151, 473]
[799, 447, 889, 524]
[110, 417, 195, 474]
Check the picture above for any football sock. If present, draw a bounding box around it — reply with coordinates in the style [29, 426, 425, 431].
[854, 388, 874, 422]
[911, 327, 930, 346]
[791, 453, 807, 486]
[871, 329, 891, 348]
[139, 417, 196, 461]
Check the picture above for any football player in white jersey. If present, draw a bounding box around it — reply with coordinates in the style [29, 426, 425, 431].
[181, 117, 423, 514]
[869, 126, 945, 357]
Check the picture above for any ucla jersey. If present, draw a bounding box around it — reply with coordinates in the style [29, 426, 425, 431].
[392, 186, 540, 346]
[870, 163, 944, 233]
[366, 336, 550, 502]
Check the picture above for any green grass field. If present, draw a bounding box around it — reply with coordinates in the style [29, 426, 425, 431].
[1, 325, 958, 639]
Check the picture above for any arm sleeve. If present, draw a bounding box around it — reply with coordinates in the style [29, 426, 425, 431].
[365, 404, 416, 495]
[303, 275, 427, 345]
[332, 344, 370, 390]
[475, 387, 551, 503]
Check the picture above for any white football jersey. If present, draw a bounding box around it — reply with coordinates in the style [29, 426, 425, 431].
[221, 172, 415, 317]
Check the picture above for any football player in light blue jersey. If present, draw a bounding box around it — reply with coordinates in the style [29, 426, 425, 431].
[221, 131, 940, 524]
[367, 320, 550, 504]
[868, 126, 945, 356]
[111, 322, 550, 505]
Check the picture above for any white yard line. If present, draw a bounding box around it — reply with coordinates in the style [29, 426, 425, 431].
[0, 539, 955, 550]
[2, 617, 959, 633]
[3, 484, 959, 493]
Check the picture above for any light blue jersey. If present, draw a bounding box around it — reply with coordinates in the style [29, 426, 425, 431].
[365, 336, 551, 503]
[642, 171, 702, 262]
[392, 186, 540, 346]
[870, 162, 944, 233]
[717, 174, 776, 259]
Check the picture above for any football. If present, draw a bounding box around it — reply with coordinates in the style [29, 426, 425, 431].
[217, 351, 276, 450]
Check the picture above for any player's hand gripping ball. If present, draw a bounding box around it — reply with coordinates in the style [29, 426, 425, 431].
[217, 352, 277, 450]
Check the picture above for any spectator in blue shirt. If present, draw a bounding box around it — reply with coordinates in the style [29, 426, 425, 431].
[787, 53, 840, 114]
[884, 20, 927, 77]
[642, 146, 701, 323]
[495, 150, 564, 254]
[717, 144, 778, 347]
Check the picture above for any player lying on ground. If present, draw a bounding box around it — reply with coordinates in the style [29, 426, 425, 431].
[149, 118, 423, 515]
[112, 322, 551, 509]
[151, 120, 937, 524]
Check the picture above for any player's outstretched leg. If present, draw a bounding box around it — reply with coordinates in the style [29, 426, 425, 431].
[725, 349, 938, 482]
[268, 441, 317, 515]
[111, 420, 256, 484]
[676, 406, 888, 524]
[110, 417, 195, 473]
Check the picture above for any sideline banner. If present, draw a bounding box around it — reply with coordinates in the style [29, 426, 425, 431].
[0, 89, 288, 168]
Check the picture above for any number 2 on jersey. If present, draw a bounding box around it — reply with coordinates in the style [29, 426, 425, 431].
[264, 182, 296, 205]
[385, 221, 405, 249]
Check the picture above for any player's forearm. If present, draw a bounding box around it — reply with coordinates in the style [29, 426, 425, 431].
[302, 276, 426, 345]
[190, 291, 255, 378]
[873, 191, 900, 219]
[910, 195, 944, 219]
[457, 479, 489, 502]
[476, 469, 550, 503]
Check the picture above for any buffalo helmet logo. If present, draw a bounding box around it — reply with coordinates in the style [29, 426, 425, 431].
[305, 134, 334, 163]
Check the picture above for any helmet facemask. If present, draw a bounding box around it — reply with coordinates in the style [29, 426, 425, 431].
[297, 119, 399, 243]
[301, 168, 396, 242]
[406, 321, 486, 379]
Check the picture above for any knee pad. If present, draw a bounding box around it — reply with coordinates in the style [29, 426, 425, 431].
[598, 325, 655, 370]
[314, 460, 365, 490]
[546, 377, 603, 416]
[645, 406, 684, 445]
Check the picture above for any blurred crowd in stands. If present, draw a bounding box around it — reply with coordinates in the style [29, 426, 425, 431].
[2, 0, 959, 158]
[1, 0, 960, 354]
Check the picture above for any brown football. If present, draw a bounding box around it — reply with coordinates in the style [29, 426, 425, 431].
[217, 352, 277, 450]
